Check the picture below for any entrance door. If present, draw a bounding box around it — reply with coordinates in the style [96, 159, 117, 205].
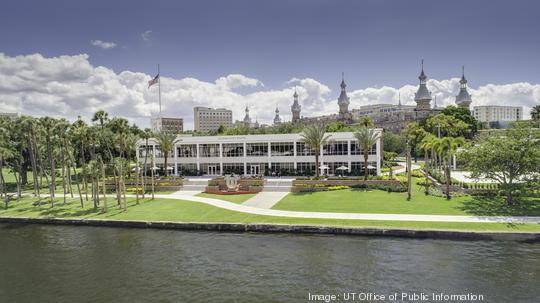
[250, 165, 260, 176]
[207, 165, 217, 175]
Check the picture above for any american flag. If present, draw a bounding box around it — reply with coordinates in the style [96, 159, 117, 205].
[148, 74, 159, 88]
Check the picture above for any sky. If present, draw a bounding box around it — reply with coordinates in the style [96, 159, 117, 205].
[1, 0, 539, 128]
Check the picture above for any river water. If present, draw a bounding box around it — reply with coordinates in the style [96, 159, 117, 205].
[0, 224, 539, 303]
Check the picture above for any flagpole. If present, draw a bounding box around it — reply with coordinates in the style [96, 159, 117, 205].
[158, 64, 162, 117]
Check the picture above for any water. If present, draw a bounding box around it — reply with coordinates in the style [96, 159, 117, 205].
[0, 224, 539, 303]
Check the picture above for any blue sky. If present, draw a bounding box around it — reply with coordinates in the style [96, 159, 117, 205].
[1, 0, 539, 127]
[2, 0, 540, 88]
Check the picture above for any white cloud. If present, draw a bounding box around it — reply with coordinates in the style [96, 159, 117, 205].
[90, 40, 117, 49]
[141, 30, 152, 41]
[0, 53, 538, 130]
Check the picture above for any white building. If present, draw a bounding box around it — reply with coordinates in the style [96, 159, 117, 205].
[137, 131, 382, 177]
[194, 107, 233, 132]
[151, 117, 184, 133]
[473, 105, 523, 128]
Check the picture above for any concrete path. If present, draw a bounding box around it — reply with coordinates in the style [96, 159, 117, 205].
[242, 192, 290, 209]
[158, 193, 540, 224]
[385, 162, 421, 175]
[171, 190, 201, 196]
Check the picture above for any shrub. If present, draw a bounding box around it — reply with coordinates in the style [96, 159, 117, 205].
[327, 185, 350, 191]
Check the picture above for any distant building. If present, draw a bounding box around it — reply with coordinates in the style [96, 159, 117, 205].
[473, 105, 523, 128]
[455, 66, 473, 110]
[273, 106, 282, 125]
[151, 117, 184, 133]
[0, 112, 19, 118]
[194, 107, 233, 132]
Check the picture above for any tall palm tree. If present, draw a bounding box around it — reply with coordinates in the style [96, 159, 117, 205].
[419, 134, 437, 194]
[39, 117, 57, 204]
[359, 117, 374, 128]
[437, 137, 466, 199]
[140, 128, 153, 198]
[92, 110, 109, 128]
[354, 127, 379, 181]
[154, 131, 177, 177]
[300, 124, 330, 178]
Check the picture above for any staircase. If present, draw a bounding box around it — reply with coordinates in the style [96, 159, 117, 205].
[262, 178, 294, 192]
[180, 178, 210, 192]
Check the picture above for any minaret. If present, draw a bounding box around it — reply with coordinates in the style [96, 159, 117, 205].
[397, 92, 402, 108]
[291, 88, 301, 123]
[455, 66, 472, 110]
[273, 106, 282, 125]
[337, 72, 350, 119]
[243, 105, 251, 126]
[433, 96, 440, 110]
[414, 59, 432, 113]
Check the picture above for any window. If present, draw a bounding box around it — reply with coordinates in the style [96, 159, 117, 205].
[323, 141, 348, 155]
[246, 143, 268, 157]
[223, 143, 244, 157]
[199, 144, 220, 157]
[177, 144, 197, 158]
[296, 142, 315, 156]
[222, 163, 244, 175]
[351, 142, 376, 155]
[271, 142, 294, 156]
[296, 162, 315, 175]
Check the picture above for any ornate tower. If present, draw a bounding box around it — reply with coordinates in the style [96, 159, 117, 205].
[455, 66, 472, 110]
[291, 88, 301, 123]
[337, 72, 350, 120]
[243, 105, 251, 126]
[414, 60, 432, 114]
[273, 106, 281, 125]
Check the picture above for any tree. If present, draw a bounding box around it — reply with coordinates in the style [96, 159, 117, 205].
[461, 125, 540, 205]
[359, 117, 374, 128]
[354, 127, 379, 181]
[437, 137, 466, 199]
[419, 134, 437, 194]
[441, 105, 479, 137]
[403, 122, 427, 162]
[383, 131, 406, 154]
[531, 105, 540, 127]
[425, 113, 470, 138]
[300, 124, 330, 178]
[92, 110, 109, 128]
[383, 151, 398, 179]
[154, 131, 177, 177]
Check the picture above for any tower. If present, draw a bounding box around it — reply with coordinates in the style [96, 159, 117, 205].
[291, 88, 301, 123]
[414, 60, 432, 114]
[337, 72, 351, 120]
[243, 105, 251, 126]
[273, 106, 282, 125]
[455, 66, 472, 110]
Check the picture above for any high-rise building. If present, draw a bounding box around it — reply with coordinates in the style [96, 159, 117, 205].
[473, 105, 523, 128]
[194, 107, 233, 132]
[151, 117, 184, 133]
[455, 66, 473, 110]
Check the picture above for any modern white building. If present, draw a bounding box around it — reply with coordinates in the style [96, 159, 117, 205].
[137, 131, 382, 177]
[473, 105, 523, 128]
[194, 107, 233, 132]
[151, 117, 184, 133]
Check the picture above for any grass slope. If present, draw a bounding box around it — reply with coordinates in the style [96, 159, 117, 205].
[0, 196, 539, 233]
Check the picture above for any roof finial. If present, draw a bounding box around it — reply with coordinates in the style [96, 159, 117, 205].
[398, 91, 402, 106]
[462, 65, 465, 77]
[421, 59, 424, 71]
[342, 72, 344, 81]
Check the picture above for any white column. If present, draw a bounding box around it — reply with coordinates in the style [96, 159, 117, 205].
[293, 140, 297, 170]
[243, 142, 247, 176]
[219, 143, 223, 175]
[452, 154, 457, 170]
[174, 143, 178, 175]
[376, 136, 381, 176]
[268, 142, 272, 169]
[196, 144, 200, 172]
[347, 140, 352, 172]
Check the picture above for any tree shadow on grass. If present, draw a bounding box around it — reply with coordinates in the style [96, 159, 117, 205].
[459, 196, 540, 216]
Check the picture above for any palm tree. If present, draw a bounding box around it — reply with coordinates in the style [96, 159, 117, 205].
[92, 110, 109, 128]
[154, 131, 177, 177]
[300, 124, 330, 178]
[359, 117, 374, 128]
[140, 128, 153, 198]
[531, 105, 540, 127]
[419, 134, 437, 194]
[354, 127, 380, 181]
[39, 117, 57, 204]
[437, 137, 466, 199]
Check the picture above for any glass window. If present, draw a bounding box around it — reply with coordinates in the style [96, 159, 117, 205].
[223, 143, 244, 157]
[323, 141, 348, 155]
[177, 144, 197, 158]
[199, 144, 220, 157]
[222, 163, 245, 175]
[246, 143, 268, 157]
[351, 142, 376, 155]
[296, 142, 316, 156]
[271, 142, 294, 156]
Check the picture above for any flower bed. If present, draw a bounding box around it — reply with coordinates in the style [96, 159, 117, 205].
[292, 179, 405, 193]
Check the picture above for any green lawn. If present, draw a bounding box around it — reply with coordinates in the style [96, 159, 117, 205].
[273, 181, 540, 217]
[196, 192, 256, 204]
[0, 196, 539, 233]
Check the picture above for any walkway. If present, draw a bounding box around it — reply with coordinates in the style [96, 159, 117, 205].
[242, 192, 289, 209]
[160, 193, 540, 224]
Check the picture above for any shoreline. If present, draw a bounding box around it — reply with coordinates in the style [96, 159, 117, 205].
[1, 216, 539, 242]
